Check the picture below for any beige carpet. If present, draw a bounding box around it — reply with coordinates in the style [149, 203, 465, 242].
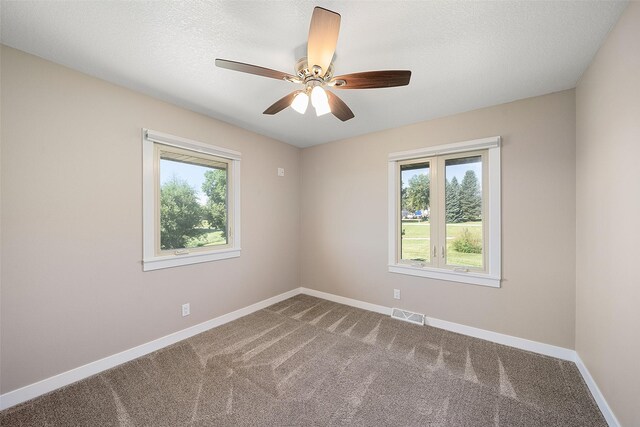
[1, 294, 606, 426]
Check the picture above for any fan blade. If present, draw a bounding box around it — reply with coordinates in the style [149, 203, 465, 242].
[326, 91, 354, 122]
[216, 59, 296, 81]
[263, 91, 299, 115]
[331, 70, 412, 89]
[307, 7, 341, 78]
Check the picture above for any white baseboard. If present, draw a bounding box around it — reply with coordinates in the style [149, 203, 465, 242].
[300, 288, 392, 316]
[574, 354, 620, 427]
[299, 287, 619, 426]
[1, 286, 620, 427]
[423, 316, 576, 361]
[0, 288, 301, 411]
[301, 287, 572, 359]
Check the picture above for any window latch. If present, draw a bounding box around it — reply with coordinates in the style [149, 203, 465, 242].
[433, 245, 437, 258]
[174, 249, 190, 255]
[441, 246, 445, 258]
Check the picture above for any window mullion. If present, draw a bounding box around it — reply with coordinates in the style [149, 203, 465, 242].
[434, 156, 444, 269]
[426, 157, 435, 267]
[422, 156, 435, 267]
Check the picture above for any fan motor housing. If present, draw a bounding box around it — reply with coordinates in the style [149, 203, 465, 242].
[295, 57, 334, 82]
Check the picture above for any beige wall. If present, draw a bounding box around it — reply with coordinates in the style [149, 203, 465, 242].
[301, 90, 577, 349]
[576, 2, 640, 426]
[0, 46, 301, 393]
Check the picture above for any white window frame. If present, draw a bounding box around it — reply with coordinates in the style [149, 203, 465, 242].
[142, 129, 241, 271]
[388, 136, 501, 287]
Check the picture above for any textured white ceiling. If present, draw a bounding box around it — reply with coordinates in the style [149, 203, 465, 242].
[0, 1, 627, 147]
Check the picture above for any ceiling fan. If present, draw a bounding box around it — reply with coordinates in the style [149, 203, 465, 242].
[215, 6, 411, 122]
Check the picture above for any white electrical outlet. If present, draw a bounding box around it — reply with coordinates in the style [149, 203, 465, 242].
[393, 289, 401, 300]
[182, 303, 190, 317]
[277, 167, 285, 177]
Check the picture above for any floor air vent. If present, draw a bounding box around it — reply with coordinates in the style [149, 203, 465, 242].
[391, 308, 425, 326]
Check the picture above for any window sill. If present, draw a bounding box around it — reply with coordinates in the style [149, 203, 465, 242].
[388, 264, 500, 288]
[143, 248, 240, 271]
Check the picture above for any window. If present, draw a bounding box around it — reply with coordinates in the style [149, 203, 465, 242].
[142, 129, 241, 271]
[388, 137, 501, 287]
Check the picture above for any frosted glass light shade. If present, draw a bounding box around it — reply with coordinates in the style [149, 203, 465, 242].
[291, 92, 309, 114]
[311, 86, 331, 116]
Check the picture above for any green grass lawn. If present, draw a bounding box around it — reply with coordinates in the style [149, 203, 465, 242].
[185, 229, 226, 248]
[401, 221, 432, 262]
[401, 220, 483, 268]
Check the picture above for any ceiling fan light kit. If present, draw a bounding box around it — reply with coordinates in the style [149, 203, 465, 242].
[311, 85, 330, 116]
[291, 91, 309, 114]
[216, 6, 412, 122]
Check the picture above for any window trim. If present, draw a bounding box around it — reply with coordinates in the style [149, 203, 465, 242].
[142, 129, 241, 271]
[388, 136, 501, 287]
